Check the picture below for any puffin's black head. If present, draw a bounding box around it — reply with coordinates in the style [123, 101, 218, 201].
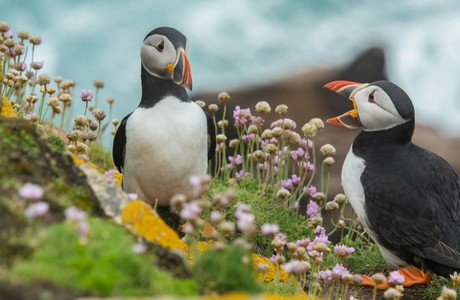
[141, 26, 192, 90]
[323, 80, 415, 131]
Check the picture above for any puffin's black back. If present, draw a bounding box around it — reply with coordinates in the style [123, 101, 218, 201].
[353, 120, 460, 276]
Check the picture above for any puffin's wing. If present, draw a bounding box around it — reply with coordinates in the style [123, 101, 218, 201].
[205, 110, 216, 160]
[364, 146, 460, 268]
[112, 113, 132, 173]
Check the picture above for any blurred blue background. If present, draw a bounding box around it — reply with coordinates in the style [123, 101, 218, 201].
[3, 0, 460, 146]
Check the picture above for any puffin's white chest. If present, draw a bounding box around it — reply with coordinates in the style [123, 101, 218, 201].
[123, 96, 208, 205]
[342, 146, 368, 227]
[342, 145, 406, 267]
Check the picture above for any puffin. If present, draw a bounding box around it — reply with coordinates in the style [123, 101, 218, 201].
[113, 27, 215, 206]
[324, 80, 460, 285]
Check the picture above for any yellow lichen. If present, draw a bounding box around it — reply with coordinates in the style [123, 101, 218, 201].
[199, 293, 250, 300]
[252, 253, 288, 283]
[121, 200, 187, 252]
[1, 97, 15, 117]
[73, 155, 122, 186]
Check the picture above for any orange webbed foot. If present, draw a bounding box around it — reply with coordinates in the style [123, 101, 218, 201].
[397, 266, 431, 286]
[361, 266, 431, 289]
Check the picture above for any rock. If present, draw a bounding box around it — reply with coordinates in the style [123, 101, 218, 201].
[77, 164, 130, 220]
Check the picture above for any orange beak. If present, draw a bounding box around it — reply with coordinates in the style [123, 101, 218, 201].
[172, 49, 193, 90]
[323, 80, 367, 129]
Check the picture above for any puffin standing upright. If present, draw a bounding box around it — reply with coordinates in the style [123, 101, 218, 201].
[325, 80, 460, 284]
[113, 27, 215, 206]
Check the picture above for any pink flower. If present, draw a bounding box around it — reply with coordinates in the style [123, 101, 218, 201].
[24, 201, 49, 218]
[303, 185, 317, 197]
[270, 253, 286, 265]
[281, 179, 293, 190]
[331, 264, 349, 281]
[296, 237, 311, 248]
[233, 106, 252, 127]
[261, 223, 279, 235]
[388, 270, 405, 285]
[284, 260, 310, 275]
[78, 221, 90, 238]
[104, 170, 117, 182]
[334, 244, 355, 258]
[235, 169, 245, 179]
[228, 154, 243, 166]
[209, 211, 221, 224]
[80, 89, 93, 102]
[18, 183, 44, 200]
[128, 193, 138, 200]
[180, 201, 202, 220]
[306, 200, 320, 217]
[242, 133, 255, 142]
[30, 61, 44, 70]
[64, 207, 86, 222]
[291, 174, 301, 186]
[237, 212, 255, 233]
[319, 269, 333, 283]
[132, 242, 147, 254]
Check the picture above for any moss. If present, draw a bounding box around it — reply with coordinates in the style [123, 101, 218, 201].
[46, 135, 66, 152]
[9, 217, 197, 297]
[0, 117, 100, 215]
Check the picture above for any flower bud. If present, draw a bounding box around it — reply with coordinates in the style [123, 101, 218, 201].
[219, 221, 235, 235]
[216, 134, 227, 143]
[195, 100, 205, 108]
[309, 118, 324, 131]
[93, 79, 104, 89]
[325, 201, 339, 211]
[217, 92, 230, 104]
[37, 74, 51, 86]
[301, 123, 317, 137]
[323, 157, 335, 166]
[208, 104, 219, 113]
[255, 101, 271, 114]
[229, 139, 239, 148]
[320, 144, 336, 156]
[29, 35, 42, 45]
[275, 104, 288, 115]
[334, 194, 347, 205]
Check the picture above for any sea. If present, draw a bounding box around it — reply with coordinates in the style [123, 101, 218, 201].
[3, 0, 460, 147]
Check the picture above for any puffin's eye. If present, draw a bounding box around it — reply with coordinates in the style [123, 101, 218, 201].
[368, 91, 375, 103]
[155, 40, 164, 52]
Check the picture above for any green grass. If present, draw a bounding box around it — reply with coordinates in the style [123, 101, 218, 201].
[9, 217, 197, 297]
[89, 144, 115, 170]
[210, 178, 314, 256]
[193, 244, 262, 295]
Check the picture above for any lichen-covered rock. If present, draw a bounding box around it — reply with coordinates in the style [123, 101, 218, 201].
[77, 163, 130, 219]
[0, 117, 101, 265]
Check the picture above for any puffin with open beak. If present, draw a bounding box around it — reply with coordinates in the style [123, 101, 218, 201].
[325, 80, 460, 286]
[113, 27, 215, 206]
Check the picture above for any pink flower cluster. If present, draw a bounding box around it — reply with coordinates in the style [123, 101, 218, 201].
[80, 89, 93, 102]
